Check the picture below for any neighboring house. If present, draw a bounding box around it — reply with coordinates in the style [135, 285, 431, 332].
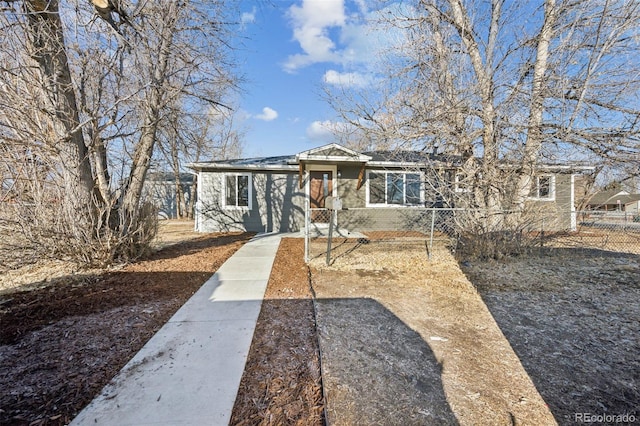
[585, 188, 640, 212]
[144, 171, 195, 219]
[189, 143, 591, 233]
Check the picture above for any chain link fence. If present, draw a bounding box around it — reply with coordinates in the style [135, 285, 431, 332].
[304, 207, 640, 265]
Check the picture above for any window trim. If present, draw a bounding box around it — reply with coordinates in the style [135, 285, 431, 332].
[222, 172, 252, 209]
[528, 175, 555, 201]
[454, 173, 471, 193]
[366, 170, 423, 207]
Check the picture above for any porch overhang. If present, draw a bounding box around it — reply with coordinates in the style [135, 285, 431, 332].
[295, 142, 372, 164]
[296, 143, 372, 190]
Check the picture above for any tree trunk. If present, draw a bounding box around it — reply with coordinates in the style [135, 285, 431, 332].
[170, 129, 184, 218]
[448, 0, 502, 218]
[119, 2, 178, 231]
[513, 0, 558, 210]
[25, 0, 95, 218]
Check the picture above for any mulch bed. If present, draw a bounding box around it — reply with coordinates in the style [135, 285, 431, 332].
[230, 238, 324, 426]
[0, 233, 253, 426]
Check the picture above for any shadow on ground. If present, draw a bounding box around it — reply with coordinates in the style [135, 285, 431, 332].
[315, 297, 458, 426]
[0, 233, 252, 425]
[466, 248, 640, 425]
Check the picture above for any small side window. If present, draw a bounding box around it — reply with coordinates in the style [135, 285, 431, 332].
[224, 173, 252, 208]
[529, 175, 554, 200]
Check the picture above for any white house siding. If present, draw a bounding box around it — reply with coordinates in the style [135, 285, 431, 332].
[625, 200, 640, 214]
[197, 170, 304, 233]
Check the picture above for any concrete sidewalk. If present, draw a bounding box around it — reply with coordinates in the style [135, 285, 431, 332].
[71, 233, 284, 426]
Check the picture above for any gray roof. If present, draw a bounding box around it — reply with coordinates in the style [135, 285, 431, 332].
[587, 189, 640, 206]
[363, 150, 464, 166]
[189, 144, 594, 173]
[191, 150, 458, 170]
[208, 155, 295, 167]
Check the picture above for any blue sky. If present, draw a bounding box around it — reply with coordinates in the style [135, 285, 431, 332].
[233, 0, 384, 158]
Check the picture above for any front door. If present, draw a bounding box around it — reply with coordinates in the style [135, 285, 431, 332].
[309, 170, 332, 223]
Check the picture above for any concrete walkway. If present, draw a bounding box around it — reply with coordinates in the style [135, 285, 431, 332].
[71, 233, 284, 426]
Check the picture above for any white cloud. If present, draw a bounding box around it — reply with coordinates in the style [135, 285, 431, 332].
[241, 7, 256, 27]
[282, 0, 407, 88]
[284, 0, 346, 72]
[352, 0, 368, 15]
[306, 120, 334, 141]
[323, 69, 373, 88]
[254, 107, 278, 121]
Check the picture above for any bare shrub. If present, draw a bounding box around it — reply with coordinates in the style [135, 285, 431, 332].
[457, 230, 534, 260]
[0, 195, 158, 270]
[453, 209, 547, 260]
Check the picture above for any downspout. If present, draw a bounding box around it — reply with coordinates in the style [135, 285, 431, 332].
[570, 174, 576, 231]
[195, 170, 202, 232]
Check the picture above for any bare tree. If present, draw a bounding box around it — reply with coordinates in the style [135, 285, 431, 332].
[0, 0, 239, 265]
[155, 102, 245, 219]
[327, 0, 640, 213]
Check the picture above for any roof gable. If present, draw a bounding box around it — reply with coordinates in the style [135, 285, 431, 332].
[296, 143, 371, 163]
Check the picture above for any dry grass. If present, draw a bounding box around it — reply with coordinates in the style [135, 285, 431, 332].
[462, 249, 640, 424]
[310, 240, 555, 425]
[311, 237, 639, 423]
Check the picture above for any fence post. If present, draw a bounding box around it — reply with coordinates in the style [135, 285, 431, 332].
[428, 209, 436, 260]
[326, 209, 335, 266]
[304, 196, 310, 263]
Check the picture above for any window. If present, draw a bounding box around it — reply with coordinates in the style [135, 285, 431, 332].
[367, 171, 422, 206]
[224, 173, 251, 208]
[454, 173, 470, 193]
[529, 175, 554, 200]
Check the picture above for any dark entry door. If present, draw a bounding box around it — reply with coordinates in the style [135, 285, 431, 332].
[309, 171, 332, 223]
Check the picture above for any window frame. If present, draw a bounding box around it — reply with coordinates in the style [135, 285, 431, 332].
[366, 170, 423, 207]
[454, 172, 471, 193]
[528, 175, 555, 201]
[222, 172, 252, 209]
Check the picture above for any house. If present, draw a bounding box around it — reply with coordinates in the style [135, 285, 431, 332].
[585, 188, 640, 212]
[189, 143, 591, 234]
[144, 171, 195, 219]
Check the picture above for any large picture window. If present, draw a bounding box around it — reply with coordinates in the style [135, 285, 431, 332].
[367, 171, 422, 206]
[529, 175, 554, 200]
[224, 173, 251, 208]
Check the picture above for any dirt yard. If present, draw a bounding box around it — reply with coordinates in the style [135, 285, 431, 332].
[309, 237, 556, 425]
[462, 249, 640, 424]
[2, 224, 638, 426]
